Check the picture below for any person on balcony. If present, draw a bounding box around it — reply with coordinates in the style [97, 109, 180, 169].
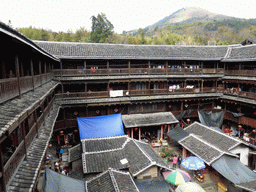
[9, 70, 15, 78]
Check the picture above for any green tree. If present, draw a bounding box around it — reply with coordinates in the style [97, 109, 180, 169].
[90, 13, 114, 43]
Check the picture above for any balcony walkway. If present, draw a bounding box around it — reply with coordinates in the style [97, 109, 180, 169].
[7, 104, 60, 192]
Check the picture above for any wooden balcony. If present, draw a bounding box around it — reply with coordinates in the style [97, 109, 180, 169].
[56, 87, 217, 100]
[225, 70, 256, 77]
[53, 68, 223, 77]
[0, 73, 53, 104]
[223, 89, 256, 100]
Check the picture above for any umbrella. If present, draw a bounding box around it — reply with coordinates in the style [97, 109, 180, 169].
[175, 182, 205, 192]
[162, 169, 191, 185]
[181, 156, 205, 170]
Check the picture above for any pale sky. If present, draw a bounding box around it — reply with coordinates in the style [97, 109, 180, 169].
[1, 0, 255, 34]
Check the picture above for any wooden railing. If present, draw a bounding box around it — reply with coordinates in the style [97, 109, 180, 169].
[54, 119, 77, 130]
[0, 73, 53, 104]
[224, 111, 239, 123]
[223, 89, 256, 100]
[225, 70, 256, 77]
[3, 141, 25, 185]
[56, 87, 217, 100]
[239, 116, 256, 129]
[53, 68, 223, 77]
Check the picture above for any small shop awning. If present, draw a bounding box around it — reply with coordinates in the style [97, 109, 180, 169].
[122, 112, 179, 128]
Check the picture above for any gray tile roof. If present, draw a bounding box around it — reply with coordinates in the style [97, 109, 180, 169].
[81, 135, 128, 153]
[184, 122, 241, 152]
[33, 40, 233, 60]
[68, 143, 82, 162]
[0, 22, 59, 61]
[86, 168, 139, 192]
[179, 134, 224, 165]
[7, 104, 60, 191]
[82, 136, 170, 176]
[122, 112, 178, 128]
[0, 81, 59, 138]
[223, 44, 256, 62]
[82, 149, 128, 173]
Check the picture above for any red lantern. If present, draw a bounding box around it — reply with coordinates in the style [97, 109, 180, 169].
[74, 111, 78, 115]
[114, 108, 118, 113]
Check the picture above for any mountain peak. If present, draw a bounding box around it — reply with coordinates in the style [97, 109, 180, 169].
[143, 7, 233, 33]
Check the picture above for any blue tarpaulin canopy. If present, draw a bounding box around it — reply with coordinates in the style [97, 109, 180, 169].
[42, 168, 85, 192]
[77, 113, 125, 139]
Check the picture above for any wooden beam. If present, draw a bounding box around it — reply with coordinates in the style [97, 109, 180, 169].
[15, 55, 21, 98]
[30, 59, 35, 91]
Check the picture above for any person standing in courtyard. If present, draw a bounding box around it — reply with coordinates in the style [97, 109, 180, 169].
[177, 154, 182, 168]
[173, 155, 178, 168]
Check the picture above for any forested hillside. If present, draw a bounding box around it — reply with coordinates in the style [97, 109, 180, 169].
[17, 9, 256, 45]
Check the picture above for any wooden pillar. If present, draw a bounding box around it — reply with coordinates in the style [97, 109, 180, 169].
[201, 61, 203, 74]
[168, 124, 170, 132]
[161, 125, 164, 140]
[39, 60, 42, 85]
[148, 80, 151, 96]
[2, 61, 6, 79]
[216, 62, 219, 73]
[30, 59, 35, 91]
[128, 60, 131, 75]
[167, 80, 169, 94]
[21, 123, 27, 160]
[84, 60, 86, 76]
[20, 62, 24, 77]
[181, 101, 184, 111]
[166, 61, 168, 75]
[182, 148, 187, 159]
[239, 63, 241, 76]
[0, 146, 6, 192]
[131, 128, 134, 138]
[44, 62, 47, 74]
[86, 106, 88, 117]
[107, 106, 110, 115]
[61, 83, 64, 99]
[85, 83, 87, 93]
[128, 105, 130, 115]
[139, 128, 141, 141]
[201, 80, 204, 93]
[148, 60, 150, 75]
[107, 61, 109, 76]
[128, 129, 131, 137]
[34, 110, 39, 138]
[128, 81, 131, 95]
[107, 82, 110, 97]
[184, 61, 186, 74]
[15, 55, 21, 98]
[216, 80, 218, 92]
[60, 60, 63, 77]
[184, 80, 187, 89]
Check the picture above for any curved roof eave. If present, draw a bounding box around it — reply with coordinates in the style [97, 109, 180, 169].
[221, 58, 256, 62]
[0, 23, 59, 62]
[57, 55, 224, 61]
